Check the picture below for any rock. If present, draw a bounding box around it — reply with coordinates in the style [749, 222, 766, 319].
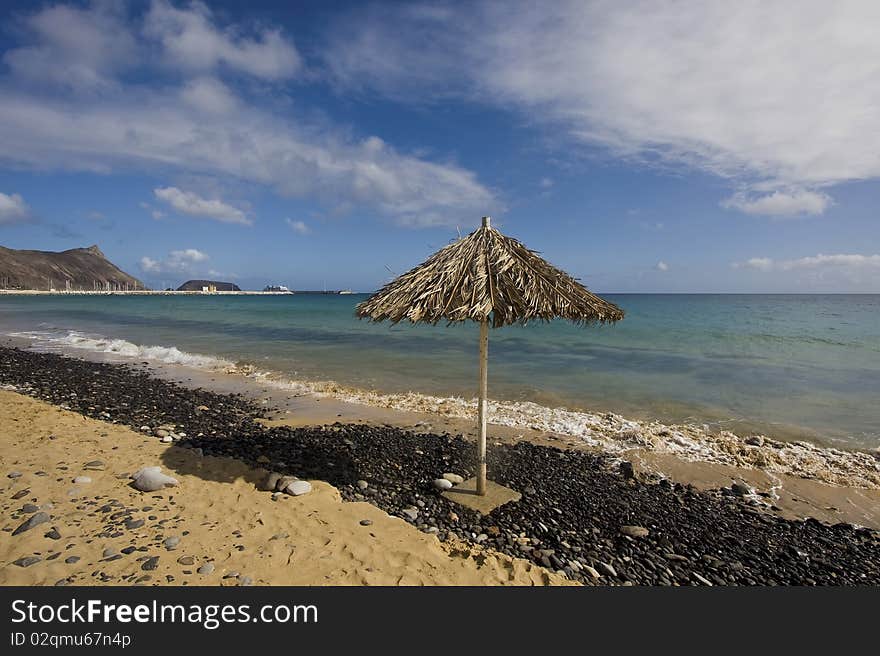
[21, 503, 39, 513]
[73, 476, 92, 484]
[433, 478, 453, 490]
[141, 556, 160, 571]
[130, 466, 178, 492]
[274, 475, 299, 492]
[442, 473, 465, 484]
[401, 507, 419, 521]
[161, 435, 173, 443]
[44, 527, 62, 540]
[125, 518, 145, 530]
[83, 460, 105, 470]
[177, 556, 195, 566]
[12, 511, 50, 536]
[259, 472, 283, 492]
[8, 471, 22, 479]
[744, 435, 764, 447]
[154, 429, 169, 438]
[693, 572, 713, 586]
[582, 565, 601, 579]
[597, 561, 617, 577]
[359, 519, 373, 526]
[11, 489, 30, 500]
[14, 556, 42, 567]
[197, 562, 215, 575]
[620, 525, 650, 538]
[65, 556, 80, 564]
[239, 576, 254, 586]
[102, 548, 119, 559]
[285, 480, 312, 496]
[356, 480, 369, 490]
[619, 461, 635, 479]
[731, 481, 753, 497]
[164, 536, 181, 550]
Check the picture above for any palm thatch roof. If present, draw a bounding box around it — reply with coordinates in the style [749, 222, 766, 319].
[356, 219, 624, 328]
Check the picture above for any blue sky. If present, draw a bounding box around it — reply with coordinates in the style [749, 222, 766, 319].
[1, 0, 879, 292]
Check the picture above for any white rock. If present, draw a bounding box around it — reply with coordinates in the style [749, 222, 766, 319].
[442, 473, 465, 484]
[161, 435, 173, 443]
[130, 466, 178, 492]
[73, 476, 92, 484]
[433, 478, 453, 490]
[285, 480, 312, 496]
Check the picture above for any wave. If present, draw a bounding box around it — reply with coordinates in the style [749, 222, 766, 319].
[9, 328, 880, 490]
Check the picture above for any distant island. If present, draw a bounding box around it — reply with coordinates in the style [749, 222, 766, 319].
[0, 244, 143, 291]
[177, 279, 241, 292]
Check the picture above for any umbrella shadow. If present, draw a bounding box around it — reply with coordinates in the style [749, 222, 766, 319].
[157, 426, 362, 491]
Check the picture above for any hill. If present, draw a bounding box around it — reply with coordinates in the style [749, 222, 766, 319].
[0, 245, 144, 291]
[176, 279, 241, 292]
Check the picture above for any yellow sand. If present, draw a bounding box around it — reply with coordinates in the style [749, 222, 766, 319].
[0, 391, 570, 586]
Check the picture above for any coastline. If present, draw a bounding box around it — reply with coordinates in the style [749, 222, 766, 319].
[2, 344, 879, 586]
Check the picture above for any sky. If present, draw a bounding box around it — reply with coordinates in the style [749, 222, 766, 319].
[0, 0, 879, 292]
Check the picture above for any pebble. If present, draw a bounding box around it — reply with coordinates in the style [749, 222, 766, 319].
[14, 556, 42, 567]
[12, 511, 50, 536]
[164, 536, 181, 550]
[402, 507, 419, 521]
[125, 518, 145, 530]
[620, 525, 650, 538]
[356, 480, 369, 490]
[693, 572, 713, 586]
[8, 471, 22, 479]
[73, 476, 92, 484]
[130, 466, 178, 492]
[11, 489, 30, 500]
[44, 527, 62, 540]
[285, 480, 312, 496]
[177, 556, 195, 566]
[21, 503, 39, 513]
[359, 519, 373, 526]
[103, 547, 119, 559]
[197, 563, 215, 575]
[731, 481, 753, 497]
[433, 478, 453, 490]
[84, 460, 105, 470]
[582, 565, 601, 579]
[141, 556, 160, 571]
[65, 556, 81, 564]
[597, 561, 617, 577]
[442, 473, 464, 484]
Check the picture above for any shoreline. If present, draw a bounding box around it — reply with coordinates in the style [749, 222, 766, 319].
[5, 329, 879, 495]
[1, 345, 879, 586]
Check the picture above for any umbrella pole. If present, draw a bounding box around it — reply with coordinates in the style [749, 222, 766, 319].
[477, 318, 489, 495]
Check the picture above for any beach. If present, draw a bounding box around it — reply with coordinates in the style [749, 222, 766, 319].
[2, 345, 879, 586]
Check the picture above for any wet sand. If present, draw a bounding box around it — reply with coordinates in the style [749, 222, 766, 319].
[0, 390, 569, 586]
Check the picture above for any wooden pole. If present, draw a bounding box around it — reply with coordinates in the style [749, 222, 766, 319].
[477, 317, 489, 495]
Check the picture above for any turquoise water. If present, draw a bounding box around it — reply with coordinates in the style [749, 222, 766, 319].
[1, 294, 878, 448]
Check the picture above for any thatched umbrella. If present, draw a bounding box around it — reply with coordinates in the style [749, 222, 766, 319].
[356, 217, 624, 496]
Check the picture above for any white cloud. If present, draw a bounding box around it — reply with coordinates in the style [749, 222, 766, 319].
[140, 248, 209, 274]
[0, 3, 495, 229]
[0, 192, 30, 224]
[655, 261, 668, 272]
[285, 218, 311, 235]
[143, 0, 302, 80]
[154, 186, 251, 225]
[321, 1, 880, 215]
[3, 2, 136, 91]
[736, 254, 880, 272]
[721, 190, 832, 217]
[539, 177, 554, 189]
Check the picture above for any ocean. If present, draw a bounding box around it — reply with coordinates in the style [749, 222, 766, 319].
[1, 293, 878, 450]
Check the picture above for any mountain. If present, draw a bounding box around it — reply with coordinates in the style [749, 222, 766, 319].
[0, 244, 144, 291]
[176, 279, 241, 292]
